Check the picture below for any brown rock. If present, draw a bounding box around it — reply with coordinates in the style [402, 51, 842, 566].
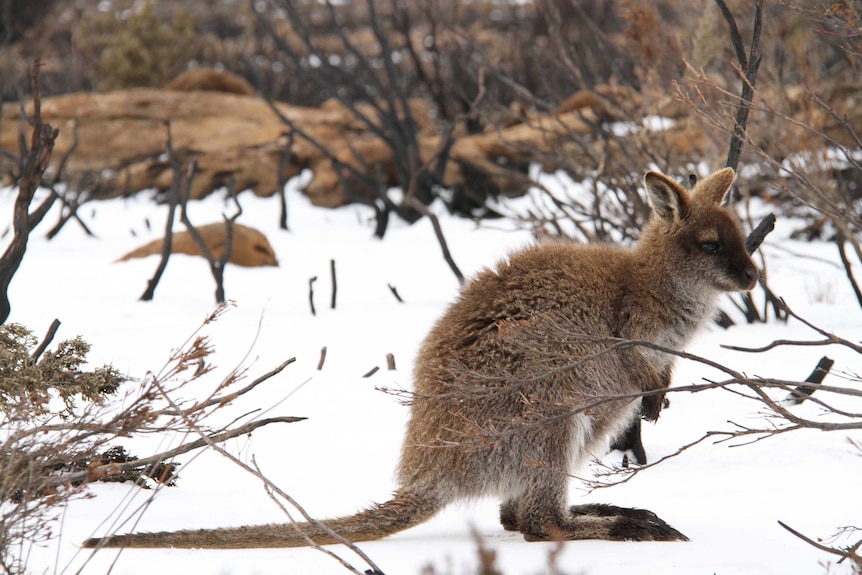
[117, 222, 278, 267]
[165, 69, 255, 96]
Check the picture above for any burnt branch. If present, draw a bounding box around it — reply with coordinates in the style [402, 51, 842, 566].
[177, 170, 243, 304]
[745, 213, 775, 254]
[42, 119, 96, 240]
[0, 58, 59, 323]
[308, 276, 318, 316]
[362, 366, 379, 378]
[404, 167, 465, 284]
[29, 318, 61, 363]
[387, 283, 404, 303]
[785, 356, 834, 405]
[23, 116, 79, 237]
[317, 346, 327, 370]
[276, 130, 295, 231]
[715, 0, 764, 173]
[329, 259, 337, 310]
[836, 233, 862, 308]
[140, 122, 184, 302]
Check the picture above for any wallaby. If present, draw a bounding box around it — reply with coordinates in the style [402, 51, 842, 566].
[84, 167, 758, 549]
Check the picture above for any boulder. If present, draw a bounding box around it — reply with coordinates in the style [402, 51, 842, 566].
[117, 222, 278, 267]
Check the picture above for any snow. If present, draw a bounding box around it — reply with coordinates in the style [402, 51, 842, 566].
[3, 174, 861, 575]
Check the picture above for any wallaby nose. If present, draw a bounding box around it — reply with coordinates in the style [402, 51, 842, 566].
[744, 266, 759, 288]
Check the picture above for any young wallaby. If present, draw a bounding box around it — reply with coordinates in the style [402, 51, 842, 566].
[84, 167, 758, 549]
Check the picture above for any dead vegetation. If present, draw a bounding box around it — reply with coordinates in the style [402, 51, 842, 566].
[0, 305, 303, 574]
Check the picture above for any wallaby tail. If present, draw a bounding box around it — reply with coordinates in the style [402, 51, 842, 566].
[82, 489, 443, 549]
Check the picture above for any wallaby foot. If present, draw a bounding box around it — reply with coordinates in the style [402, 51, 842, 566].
[516, 503, 687, 542]
[570, 503, 688, 541]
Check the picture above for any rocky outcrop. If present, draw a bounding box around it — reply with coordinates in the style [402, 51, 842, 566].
[1, 89, 436, 205]
[0, 86, 697, 208]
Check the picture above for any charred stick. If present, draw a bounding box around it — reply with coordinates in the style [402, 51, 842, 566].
[30, 318, 61, 363]
[330, 259, 337, 310]
[363, 366, 379, 378]
[388, 283, 404, 303]
[785, 356, 834, 405]
[309, 276, 318, 316]
[317, 346, 327, 370]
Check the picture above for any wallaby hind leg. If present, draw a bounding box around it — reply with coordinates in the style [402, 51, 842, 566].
[499, 499, 519, 531]
[511, 478, 687, 542]
[513, 477, 591, 542]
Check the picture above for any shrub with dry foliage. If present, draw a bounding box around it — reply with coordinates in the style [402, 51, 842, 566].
[0, 323, 123, 416]
[0, 323, 125, 574]
[0, 305, 301, 574]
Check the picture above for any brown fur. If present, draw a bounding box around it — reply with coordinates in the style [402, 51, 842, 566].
[116, 222, 278, 267]
[165, 69, 255, 96]
[84, 168, 757, 549]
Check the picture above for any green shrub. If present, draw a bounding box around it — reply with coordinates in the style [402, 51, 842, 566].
[74, 1, 196, 90]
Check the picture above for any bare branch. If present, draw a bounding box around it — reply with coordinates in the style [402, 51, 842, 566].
[29, 318, 61, 363]
[160, 358, 297, 417]
[715, 0, 764, 172]
[309, 276, 318, 316]
[745, 213, 775, 254]
[39, 417, 305, 492]
[0, 58, 59, 323]
[388, 283, 404, 303]
[140, 122, 183, 302]
[404, 190, 464, 284]
[148, 372, 385, 575]
[329, 259, 337, 310]
[317, 346, 327, 370]
[778, 521, 862, 568]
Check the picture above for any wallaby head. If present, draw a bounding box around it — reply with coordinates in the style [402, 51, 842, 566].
[640, 167, 758, 293]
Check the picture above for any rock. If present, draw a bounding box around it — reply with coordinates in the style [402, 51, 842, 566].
[165, 69, 256, 96]
[117, 222, 278, 267]
[1, 84, 697, 209]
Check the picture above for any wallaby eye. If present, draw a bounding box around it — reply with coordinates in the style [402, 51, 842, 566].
[700, 241, 721, 254]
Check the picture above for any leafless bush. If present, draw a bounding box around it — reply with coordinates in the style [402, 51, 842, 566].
[1, 304, 305, 573]
[255, 0, 456, 235]
[588, 301, 860, 570]
[138, 122, 242, 304]
[673, 1, 862, 311]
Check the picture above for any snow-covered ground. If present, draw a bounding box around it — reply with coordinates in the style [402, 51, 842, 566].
[4, 172, 861, 575]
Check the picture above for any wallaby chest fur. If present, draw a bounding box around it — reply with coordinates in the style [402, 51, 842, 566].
[84, 167, 757, 550]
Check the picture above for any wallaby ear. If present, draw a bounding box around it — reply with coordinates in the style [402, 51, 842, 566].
[644, 171, 688, 223]
[693, 167, 735, 205]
